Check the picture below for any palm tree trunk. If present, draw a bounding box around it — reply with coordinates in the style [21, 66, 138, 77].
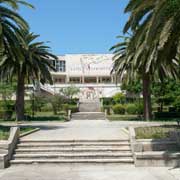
[16, 71, 25, 121]
[142, 73, 152, 121]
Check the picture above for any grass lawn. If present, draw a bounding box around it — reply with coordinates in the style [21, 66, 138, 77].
[0, 126, 9, 140]
[0, 111, 67, 122]
[0, 126, 36, 140]
[107, 114, 180, 123]
[20, 127, 36, 134]
[135, 125, 180, 139]
[107, 115, 141, 121]
[28, 111, 66, 121]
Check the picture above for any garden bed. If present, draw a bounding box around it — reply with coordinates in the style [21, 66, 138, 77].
[0, 111, 67, 122]
[135, 125, 180, 139]
[107, 114, 140, 121]
[0, 126, 9, 140]
[0, 126, 36, 140]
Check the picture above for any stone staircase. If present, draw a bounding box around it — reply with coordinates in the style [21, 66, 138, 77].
[72, 99, 105, 120]
[79, 99, 101, 112]
[71, 112, 105, 120]
[10, 139, 134, 165]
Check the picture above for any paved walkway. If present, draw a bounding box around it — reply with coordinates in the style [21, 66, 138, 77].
[21, 120, 129, 140]
[19, 119, 176, 140]
[0, 119, 180, 180]
[0, 164, 179, 180]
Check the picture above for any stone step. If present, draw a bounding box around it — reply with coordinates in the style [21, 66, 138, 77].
[17, 143, 130, 148]
[19, 139, 130, 143]
[79, 100, 101, 112]
[79, 100, 100, 103]
[18, 141, 130, 145]
[10, 158, 134, 165]
[79, 106, 101, 112]
[71, 112, 105, 120]
[15, 147, 131, 153]
[13, 153, 133, 159]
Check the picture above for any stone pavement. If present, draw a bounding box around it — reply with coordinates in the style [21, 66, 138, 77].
[0, 164, 179, 180]
[21, 120, 129, 140]
[14, 120, 176, 140]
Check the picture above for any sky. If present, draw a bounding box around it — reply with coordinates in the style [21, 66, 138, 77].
[19, 0, 129, 55]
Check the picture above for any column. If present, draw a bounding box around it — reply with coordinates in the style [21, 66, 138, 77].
[96, 77, 99, 84]
[66, 76, 69, 84]
[100, 77, 102, 83]
[81, 76, 85, 84]
[111, 76, 114, 83]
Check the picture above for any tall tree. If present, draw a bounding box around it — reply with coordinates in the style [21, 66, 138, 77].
[0, 0, 33, 61]
[112, 0, 180, 120]
[0, 30, 57, 120]
[110, 35, 152, 120]
[124, 0, 180, 119]
[111, 33, 178, 120]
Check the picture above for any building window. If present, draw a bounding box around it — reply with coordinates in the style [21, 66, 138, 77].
[55, 60, 66, 72]
[69, 77, 80, 83]
[54, 77, 65, 84]
[101, 77, 111, 83]
[84, 77, 96, 83]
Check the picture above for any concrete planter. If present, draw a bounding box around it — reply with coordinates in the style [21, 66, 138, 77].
[129, 127, 180, 167]
[0, 127, 20, 169]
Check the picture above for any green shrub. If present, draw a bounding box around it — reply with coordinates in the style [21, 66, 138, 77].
[173, 96, 180, 112]
[112, 104, 126, 114]
[64, 98, 79, 105]
[62, 104, 78, 113]
[0, 102, 14, 120]
[136, 103, 144, 115]
[68, 105, 79, 113]
[59, 111, 66, 116]
[101, 97, 114, 105]
[0, 110, 13, 120]
[169, 107, 176, 112]
[102, 105, 112, 115]
[47, 95, 65, 115]
[0, 126, 10, 140]
[126, 104, 137, 115]
[113, 93, 126, 104]
[62, 104, 69, 112]
[154, 112, 180, 119]
[25, 103, 32, 115]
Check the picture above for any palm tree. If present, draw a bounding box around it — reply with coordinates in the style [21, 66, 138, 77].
[110, 35, 152, 120]
[111, 34, 179, 120]
[123, 0, 180, 78]
[0, 30, 57, 120]
[111, 0, 180, 120]
[0, 0, 33, 60]
[126, 1, 180, 61]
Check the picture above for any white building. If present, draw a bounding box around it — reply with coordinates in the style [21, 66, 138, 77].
[48, 54, 121, 100]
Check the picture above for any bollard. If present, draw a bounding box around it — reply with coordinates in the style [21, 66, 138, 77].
[67, 109, 71, 121]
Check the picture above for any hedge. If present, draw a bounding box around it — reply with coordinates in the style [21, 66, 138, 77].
[154, 112, 180, 119]
[126, 104, 138, 115]
[62, 104, 79, 113]
[112, 104, 126, 115]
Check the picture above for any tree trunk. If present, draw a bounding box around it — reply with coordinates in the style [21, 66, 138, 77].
[16, 71, 25, 121]
[142, 73, 152, 121]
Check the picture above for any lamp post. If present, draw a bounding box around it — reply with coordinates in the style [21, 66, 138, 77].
[32, 79, 40, 120]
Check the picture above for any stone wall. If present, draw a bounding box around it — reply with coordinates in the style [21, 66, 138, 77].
[129, 127, 180, 167]
[0, 127, 20, 169]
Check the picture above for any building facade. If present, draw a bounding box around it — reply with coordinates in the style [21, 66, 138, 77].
[49, 54, 121, 100]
